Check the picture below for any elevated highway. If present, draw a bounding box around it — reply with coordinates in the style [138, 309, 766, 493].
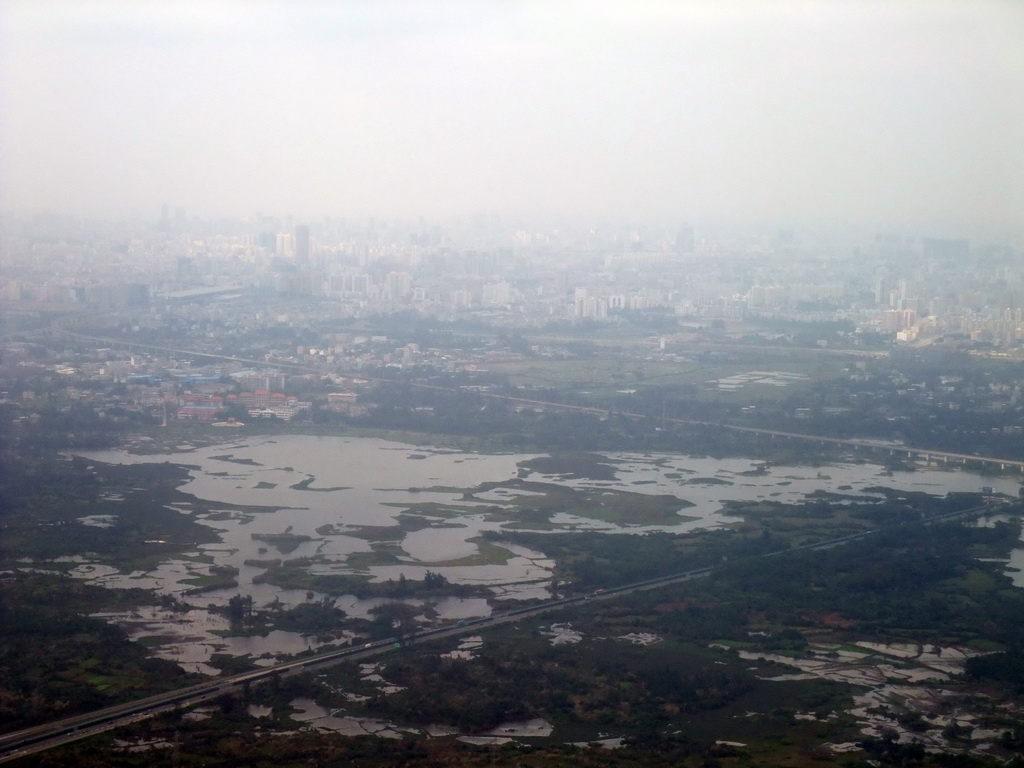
[1, 497, 1014, 763]
[51, 326, 1024, 476]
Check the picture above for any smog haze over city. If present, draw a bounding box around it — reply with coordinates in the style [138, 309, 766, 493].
[2, 0, 1022, 233]
[7, 2, 1024, 767]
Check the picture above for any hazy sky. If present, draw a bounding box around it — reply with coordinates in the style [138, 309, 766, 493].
[2, 1, 1022, 230]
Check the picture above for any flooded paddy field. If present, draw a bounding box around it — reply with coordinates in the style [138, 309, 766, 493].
[61, 435, 1024, 673]
[722, 640, 1011, 753]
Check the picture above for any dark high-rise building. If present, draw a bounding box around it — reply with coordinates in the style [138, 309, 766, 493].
[258, 231, 276, 251]
[295, 224, 310, 265]
[676, 224, 695, 255]
[923, 237, 969, 261]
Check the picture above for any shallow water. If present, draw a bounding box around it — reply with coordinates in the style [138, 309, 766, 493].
[289, 696, 410, 738]
[67, 435, 1023, 670]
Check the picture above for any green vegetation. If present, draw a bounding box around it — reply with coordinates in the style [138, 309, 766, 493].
[464, 477, 696, 527]
[287, 475, 349, 491]
[3, 494, 1023, 766]
[16, 723, 759, 768]
[966, 650, 1024, 693]
[426, 538, 515, 567]
[146, 508, 1020, 767]
[691, 521, 1024, 647]
[223, 595, 349, 638]
[180, 564, 239, 595]
[0, 455, 223, 572]
[210, 454, 263, 466]
[518, 451, 622, 481]
[494, 490, 1002, 590]
[0, 574, 197, 733]
[318, 632, 768, 734]
[484, 352, 842, 407]
[249, 532, 315, 554]
[4, 375, 1024, 766]
[251, 559, 485, 602]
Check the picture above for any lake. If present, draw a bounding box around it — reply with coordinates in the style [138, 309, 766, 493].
[70, 435, 1023, 673]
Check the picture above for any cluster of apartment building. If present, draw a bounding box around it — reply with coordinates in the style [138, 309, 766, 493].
[176, 390, 311, 422]
[3, 213, 1023, 351]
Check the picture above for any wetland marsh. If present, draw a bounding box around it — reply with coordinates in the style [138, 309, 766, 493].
[63, 435, 1024, 673]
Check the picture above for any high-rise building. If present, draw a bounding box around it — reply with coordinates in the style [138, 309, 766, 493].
[383, 271, 412, 300]
[258, 232, 276, 251]
[676, 225, 695, 255]
[923, 237, 969, 261]
[482, 281, 512, 305]
[295, 225, 310, 265]
[276, 232, 294, 257]
[874, 277, 888, 305]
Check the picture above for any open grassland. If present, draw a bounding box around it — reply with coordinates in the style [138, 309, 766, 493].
[486, 348, 849, 403]
[396, 478, 696, 528]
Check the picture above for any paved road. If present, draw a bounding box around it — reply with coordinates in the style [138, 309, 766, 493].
[463, 386, 1024, 474]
